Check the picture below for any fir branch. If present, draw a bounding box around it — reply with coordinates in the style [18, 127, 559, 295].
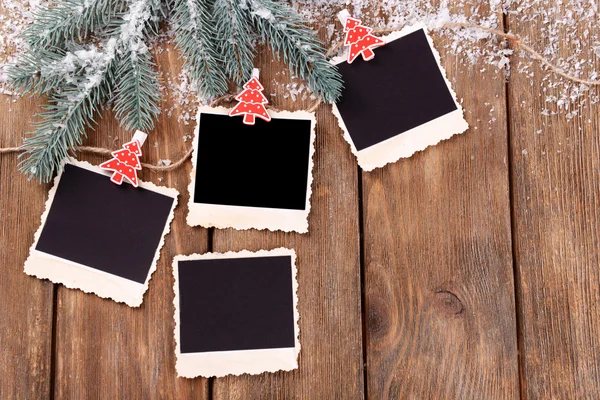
[12, 0, 343, 183]
[15, 0, 163, 181]
[23, 0, 127, 49]
[19, 39, 118, 182]
[213, 0, 255, 86]
[19, 85, 108, 183]
[239, 0, 343, 103]
[112, 50, 161, 131]
[147, 0, 167, 29]
[7, 49, 68, 95]
[170, 0, 227, 97]
[110, 0, 162, 131]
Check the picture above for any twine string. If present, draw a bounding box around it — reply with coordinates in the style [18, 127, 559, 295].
[2, 21, 598, 171]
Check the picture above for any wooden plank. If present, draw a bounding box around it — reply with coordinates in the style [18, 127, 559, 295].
[506, 5, 600, 398]
[361, 3, 520, 398]
[51, 47, 210, 398]
[0, 96, 54, 399]
[211, 48, 365, 399]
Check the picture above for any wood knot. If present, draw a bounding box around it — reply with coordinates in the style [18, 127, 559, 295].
[435, 290, 464, 315]
[367, 299, 390, 337]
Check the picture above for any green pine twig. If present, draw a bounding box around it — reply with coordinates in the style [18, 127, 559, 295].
[112, 49, 161, 131]
[20, 62, 114, 182]
[170, 0, 228, 97]
[7, 49, 69, 95]
[213, 0, 255, 86]
[23, 0, 127, 49]
[110, 0, 163, 131]
[240, 0, 343, 103]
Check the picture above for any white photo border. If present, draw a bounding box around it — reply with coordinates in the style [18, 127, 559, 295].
[331, 23, 469, 171]
[23, 159, 179, 307]
[186, 106, 316, 233]
[173, 248, 300, 378]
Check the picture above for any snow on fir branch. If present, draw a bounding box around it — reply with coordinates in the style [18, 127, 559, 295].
[170, 0, 228, 97]
[213, 0, 255, 86]
[239, 0, 342, 103]
[21, 0, 127, 50]
[8, 0, 342, 183]
[11, 0, 160, 182]
[111, 0, 162, 131]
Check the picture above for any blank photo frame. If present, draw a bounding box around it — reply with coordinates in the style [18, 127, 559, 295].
[24, 160, 178, 307]
[173, 248, 300, 378]
[186, 106, 316, 233]
[332, 23, 469, 171]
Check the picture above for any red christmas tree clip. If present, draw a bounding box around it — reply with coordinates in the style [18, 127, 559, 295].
[229, 68, 271, 125]
[338, 9, 385, 64]
[99, 131, 147, 187]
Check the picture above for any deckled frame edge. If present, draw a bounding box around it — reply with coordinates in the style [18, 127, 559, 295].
[186, 106, 316, 233]
[23, 159, 179, 307]
[173, 248, 300, 378]
[330, 23, 469, 171]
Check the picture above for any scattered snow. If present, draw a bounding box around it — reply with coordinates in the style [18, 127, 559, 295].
[239, 0, 277, 23]
[162, 67, 201, 125]
[0, 0, 47, 95]
[44, 38, 117, 102]
[289, 0, 600, 118]
[119, 0, 152, 60]
[250, 6, 276, 23]
[0, 0, 599, 121]
[186, 0, 199, 30]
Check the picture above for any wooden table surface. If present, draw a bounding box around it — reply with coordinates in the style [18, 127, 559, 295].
[1, 1, 599, 399]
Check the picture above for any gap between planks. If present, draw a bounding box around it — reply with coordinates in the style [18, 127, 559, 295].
[502, 7, 526, 400]
[357, 165, 369, 400]
[207, 226, 215, 400]
[49, 284, 58, 400]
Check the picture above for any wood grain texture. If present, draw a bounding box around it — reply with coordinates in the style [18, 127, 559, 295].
[360, 3, 520, 398]
[3, 1, 599, 397]
[210, 45, 365, 399]
[0, 96, 54, 399]
[51, 46, 209, 399]
[506, 4, 600, 398]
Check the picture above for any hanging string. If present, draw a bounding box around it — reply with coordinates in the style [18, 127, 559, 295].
[0, 95, 236, 171]
[411, 22, 600, 87]
[313, 21, 600, 114]
[1, 21, 598, 171]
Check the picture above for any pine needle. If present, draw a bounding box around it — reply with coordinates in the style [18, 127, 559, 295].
[112, 50, 161, 131]
[20, 56, 115, 182]
[9, 0, 343, 182]
[214, 0, 255, 86]
[240, 0, 343, 103]
[23, 0, 127, 49]
[170, 0, 228, 97]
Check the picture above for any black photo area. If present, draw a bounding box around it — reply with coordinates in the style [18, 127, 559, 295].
[36, 164, 174, 283]
[335, 28, 458, 151]
[178, 256, 295, 353]
[194, 113, 311, 210]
